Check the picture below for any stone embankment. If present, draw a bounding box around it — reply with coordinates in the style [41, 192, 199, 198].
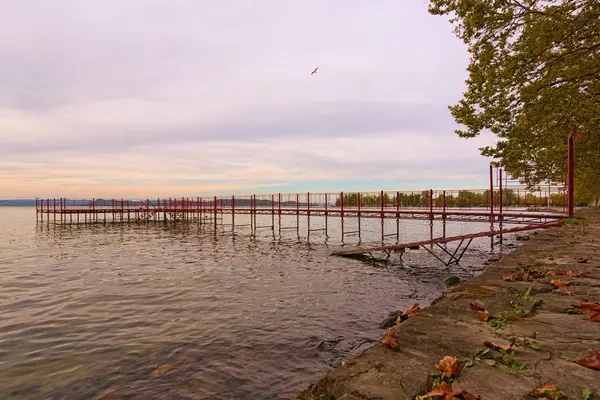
[298, 210, 600, 400]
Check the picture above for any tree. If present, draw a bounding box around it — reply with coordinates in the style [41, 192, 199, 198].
[428, 0, 600, 204]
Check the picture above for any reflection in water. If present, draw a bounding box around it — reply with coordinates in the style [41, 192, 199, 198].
[0, 207, 518, 399]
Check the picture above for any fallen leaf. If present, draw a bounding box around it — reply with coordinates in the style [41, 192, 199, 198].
[468, 301, 484, 311]
[528, 270, 545, 279]
[435, 355, 463, 377]
[453, 384, 480, 400]
[483, 341, 512, 351]
[574, 349, 600, 370]
[557, 290, 573, 296]
[548, 269, 583, 277]
[420, 381, 453, 399]
[530, 382, 559, 398]
[395, 303, 421, 325]
[404, 303, 421, 317]
[550, 279, 569, 288]
[577, 258, 588, 263]
[381, 328, 400, 350]
[577, 301, 600, 321]
[152, 364, 172, 376]
[502, 274, 518, 281]
[476, 310, 491, 321]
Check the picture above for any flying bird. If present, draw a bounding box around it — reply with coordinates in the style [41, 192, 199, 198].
[311, 67, 319, 75]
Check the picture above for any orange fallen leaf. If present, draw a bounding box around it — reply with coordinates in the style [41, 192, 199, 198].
[557, 290, 573, 296]
[548, 269, 583, 277]
[468, 301, 484, 311]
[453, 384, 480, 400]
[381, 328, 400, 350]
[577, 301, 600, 321]
[484, 341, 512, 351]
[528, 270, 545, 279]
[574, 349, 600, 370]
[46, 323, 58, 327]
[404, 303, 421, 317]
[396, 303, 421, 325]
[435, 355, 463, 377]
[550, 279, 569, 288]
[476, 310, 491, 321]
[420, 382, 478, 400]
[530, 382, 559, 398]
[420, 381, 454, 399]
[577, 258, 588, 263]
[152, 364, 172, 376]
[502, 274, 518, 281]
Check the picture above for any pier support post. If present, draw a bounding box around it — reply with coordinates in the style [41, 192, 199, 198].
[568, 133, 574, 218]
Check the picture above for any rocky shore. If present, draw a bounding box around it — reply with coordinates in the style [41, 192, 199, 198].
[297, 210, 600, 400]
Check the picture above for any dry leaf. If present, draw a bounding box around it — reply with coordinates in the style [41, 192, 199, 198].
[395, 303, 421, 326]
[46, 323, 58, 327]
[576, 258, 588, 264]
[577, 301, 600, 321]
[468, 301, 484, 311]
[420, 381, 454, 399]
[404, 303, 421, 317]
[549, 269, 583, 277]
[528, 270, 545, 279]
[557, 290, 573, 296]
[435, 355, 463, 377]
[574, 349, 600, 370]
[502, 274, 518, 281]
[565, 270, 583, 277]
[484, 341, 512, 351]
[476, 310, 491, 321]
[152, 364, 172, 376]
[531, 382, 559, 398]
[550, 279, 569, 288]
[381, 328, 400, 350]
[453, 384, 480, 400]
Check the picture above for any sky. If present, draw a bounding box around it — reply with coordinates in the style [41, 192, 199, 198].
[0, 0, 498, 199]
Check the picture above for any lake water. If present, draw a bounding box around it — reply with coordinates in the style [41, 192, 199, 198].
[0, 207, 517, 399]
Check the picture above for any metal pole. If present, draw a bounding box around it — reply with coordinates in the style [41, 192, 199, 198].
[489, 164, 494, 229]
[340, 192, 344, 239]
[380, 190, 384, 242]
[429, 189, 433, 242]
[490, 164, 494, 248]
[568, 133, 574, 217]
[499, 169, 503, 244]
[396, 191, 400, 241]
[324, 193, 328, 237]
[443, 190, 446, 238]
[357, 192, 361, 241]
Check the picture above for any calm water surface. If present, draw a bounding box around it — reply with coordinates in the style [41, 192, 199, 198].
[0, 207, 518, 399]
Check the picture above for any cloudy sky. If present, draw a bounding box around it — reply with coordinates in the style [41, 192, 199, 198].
[0, 0, 496, 199]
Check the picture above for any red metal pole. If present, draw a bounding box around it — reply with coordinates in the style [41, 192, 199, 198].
[499, 169, 503, 216]
[499, 168, 504, 243]
[307, 192, 310, 216]
[568, 133, 574, 217]
[278, 193, 281, 216]
[429, 189, 433, 215]
[489, 164, 494, 229]
[381, 190, 385, 242]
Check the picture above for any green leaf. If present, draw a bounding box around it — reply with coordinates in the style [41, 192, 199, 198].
[530, 342, 542, 351]
[465, 359, 474, 368]
[582, 388, 592, 400]
[481, 359, 497, 366]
